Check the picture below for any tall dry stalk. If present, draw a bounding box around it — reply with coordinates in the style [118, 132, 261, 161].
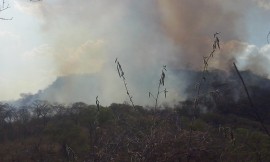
[233, 62, 270, 136]
[148, 65, 168, 137]
[96, 96, 100, 112]
[64, 144, 78, 161]
[0, 0, 12, 20]
[149, 65, 168, 111]
[187, 32, 220, 162]
[115, 58, 135, 109]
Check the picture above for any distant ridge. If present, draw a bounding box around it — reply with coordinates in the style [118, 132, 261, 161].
[9, 69, 270, 107]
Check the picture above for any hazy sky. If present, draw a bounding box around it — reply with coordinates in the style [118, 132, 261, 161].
[0, 0, 270, 104]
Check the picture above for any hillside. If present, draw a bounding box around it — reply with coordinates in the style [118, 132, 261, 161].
[12, 69, 270, 107]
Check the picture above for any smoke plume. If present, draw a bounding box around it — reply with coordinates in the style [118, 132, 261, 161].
[157, 0, 248, 70]
[14, 0, 270, 105]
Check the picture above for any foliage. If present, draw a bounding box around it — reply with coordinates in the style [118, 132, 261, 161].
[0, 100, 269, 161]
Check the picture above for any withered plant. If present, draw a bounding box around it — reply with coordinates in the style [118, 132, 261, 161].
[64, 144, 78, 162]
[192, 32, 220, 119]
[96, 96, 100, 112]
[115, 58, 135, 109]
[187, 32, 221, 161]
[0, 0, 12, 20]
[233, 62, 270, 136]
[149, 65, 168, 111]
[147, 65, 168, 139]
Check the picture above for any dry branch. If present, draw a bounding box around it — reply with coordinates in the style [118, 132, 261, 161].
[0, 0, 12, 20]
[233, 62, 270, 136]
[187, 32, 221, 162]
[115, 58, 135, 109]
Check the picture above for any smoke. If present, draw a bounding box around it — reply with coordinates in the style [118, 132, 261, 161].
[14, 0, 270, 105]
[212, 40, 248, 71]
[254, 0, 270, 10]
[22, 0, 185, 105]
[21, 0, 250, 72]
[237, 44, 270, 78]
[157, 0, 248, 70]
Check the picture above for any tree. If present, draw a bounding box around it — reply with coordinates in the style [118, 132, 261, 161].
[52, 103, 67, 118]
[0, 103, 10, 125]
[69, 102, 88, 125]
[32, 100, 52, 126]
[4, 105, 17, 124]
[17, 106, 31, 124]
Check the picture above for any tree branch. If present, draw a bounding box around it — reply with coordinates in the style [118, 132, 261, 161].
[233, 62, 270, 136]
